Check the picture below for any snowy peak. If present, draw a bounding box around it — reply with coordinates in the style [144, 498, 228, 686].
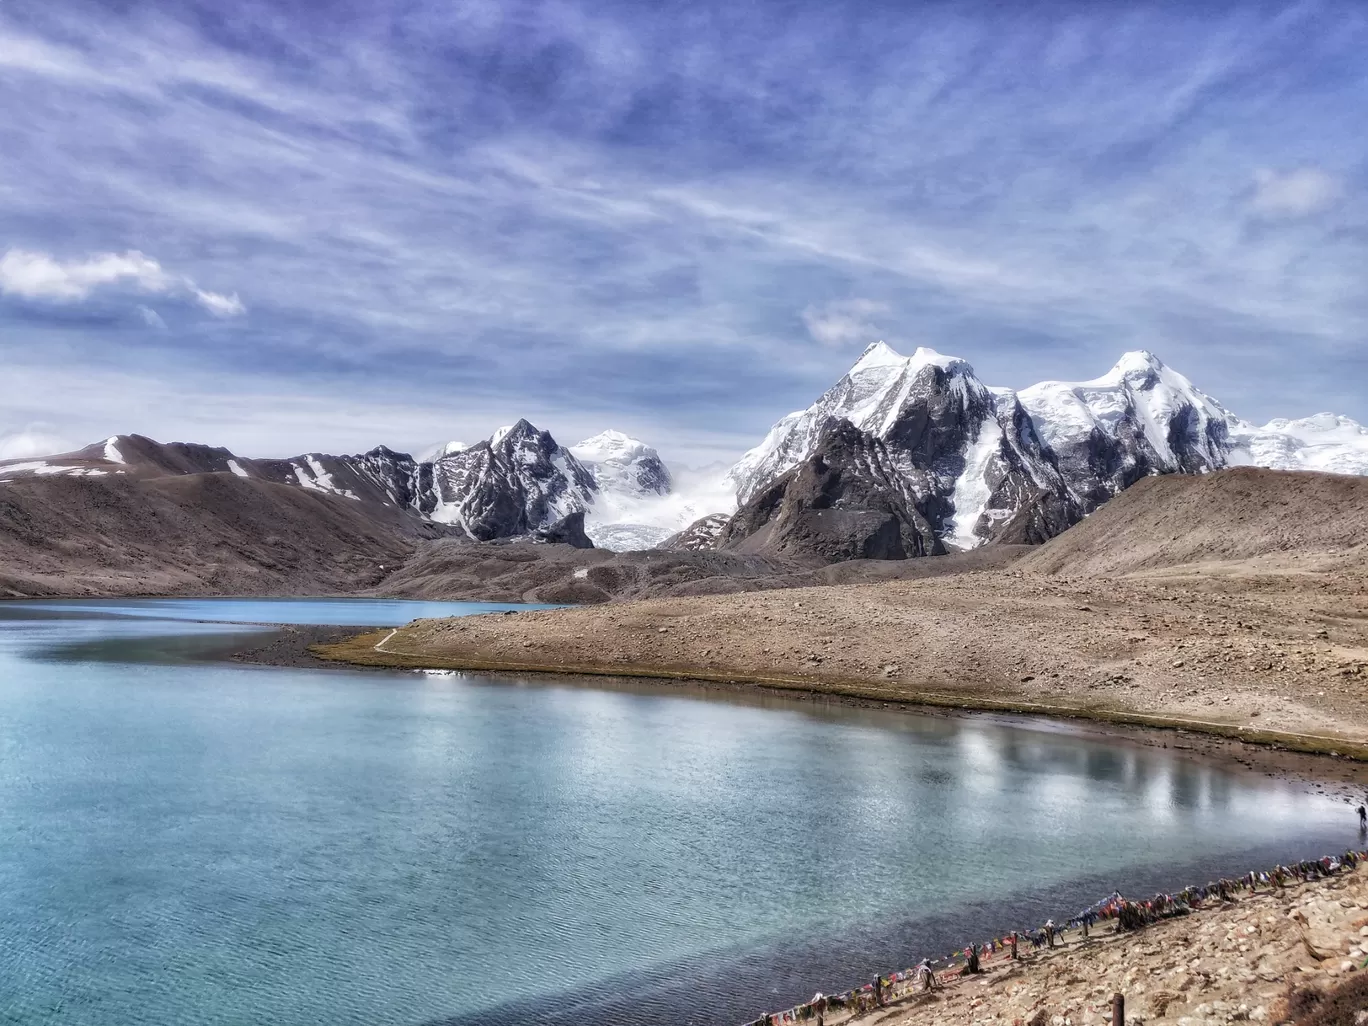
[417, 440, 469, 463]
[1019, 352, 1234, 504]
[729, 341, 993, 505]
[417, 420, 596, 539]
[851, 341, 962, 376]
[1099, 349, 1168, 384]
[1261, 413, 1368, 438]
[570, 430, 672, 498]
[571, 429, 656, 466]
[567, 429, 725, 551]
[1229, 413, 1368, 476]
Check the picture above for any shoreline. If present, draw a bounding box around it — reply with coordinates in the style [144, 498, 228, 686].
[227, 624, 1368, 805]
[291, 562, 1368, 771]
[826, 858, 1368, 1026]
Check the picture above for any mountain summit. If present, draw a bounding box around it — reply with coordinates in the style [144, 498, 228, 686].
[726, 343, 1368, 553]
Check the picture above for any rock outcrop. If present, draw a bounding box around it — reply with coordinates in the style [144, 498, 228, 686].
[717, 421, 943, 563]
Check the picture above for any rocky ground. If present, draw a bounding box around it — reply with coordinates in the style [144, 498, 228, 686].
[836, 863, 1368, 1026]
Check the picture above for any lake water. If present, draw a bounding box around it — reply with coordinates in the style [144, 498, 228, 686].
[0, 598, 1357, 1026]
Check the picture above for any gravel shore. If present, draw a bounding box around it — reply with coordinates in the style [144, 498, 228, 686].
[842, 862, 1368, 1026]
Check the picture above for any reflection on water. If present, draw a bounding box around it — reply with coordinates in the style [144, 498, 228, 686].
[0, 599, 1353, 1026]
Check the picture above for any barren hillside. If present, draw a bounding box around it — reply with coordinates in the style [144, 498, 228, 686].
[0, 473, 436, 597]
[1019, 467, 1368, 578]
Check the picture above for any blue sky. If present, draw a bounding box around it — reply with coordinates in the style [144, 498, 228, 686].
[1, 0, 1365, 464]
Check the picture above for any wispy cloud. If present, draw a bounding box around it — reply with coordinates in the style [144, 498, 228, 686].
[191, 288, 246, 318]
[0, 250, 170, 300]
[802, 299, 890, 348]
[0, 421, 72, 460]
[0, 248, 246, 317]
[137, 305, 167, 330]
[1251, 167, 1342, 218]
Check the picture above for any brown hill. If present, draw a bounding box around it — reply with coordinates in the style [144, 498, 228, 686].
[0, 473, 443, 597]
[1018, 467, 1368, 578]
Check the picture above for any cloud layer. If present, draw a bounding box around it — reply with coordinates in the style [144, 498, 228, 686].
[0, 0, 1365, 462]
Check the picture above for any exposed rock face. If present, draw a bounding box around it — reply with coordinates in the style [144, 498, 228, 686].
[530, 510, 594, 549]
[717, 421, 943, 563]
[419, 420, 597, 539]
[660, 513, 732, 551]
[727, 345, 1078, 552]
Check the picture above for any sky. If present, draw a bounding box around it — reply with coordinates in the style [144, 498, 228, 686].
[1, 0, 1366, 465]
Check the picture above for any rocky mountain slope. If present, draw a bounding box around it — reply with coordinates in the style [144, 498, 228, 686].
[715, 420, 944, 562]
[4, 344, 1367, 572]
[726, 342, 1368, 556]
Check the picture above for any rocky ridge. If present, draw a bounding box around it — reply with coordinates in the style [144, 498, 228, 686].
[5, 345, 1368, 565]
[716, 420, 945, 562]
[726, 343, 1368, 557]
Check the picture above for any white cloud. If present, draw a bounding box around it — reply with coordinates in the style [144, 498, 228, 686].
[192, 288, 246, 318]
[137, 304, 167, 329]
[801, 298, 890, 347]
[0, 247, 245, 316]
[1251, 167, 1342, 218]
[0, 248, 170, 299]
[0, 422, 71, 460]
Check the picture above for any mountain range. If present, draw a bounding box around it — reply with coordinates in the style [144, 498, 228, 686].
[3, 344, 1367, 564]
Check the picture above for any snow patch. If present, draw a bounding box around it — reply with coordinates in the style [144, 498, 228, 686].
[292, 458, 361, 501]
[103, 437, 125, 464]
[0, 461, 51, 476]
[944, 418, 1001, 550]
[227, 459, 250, 478]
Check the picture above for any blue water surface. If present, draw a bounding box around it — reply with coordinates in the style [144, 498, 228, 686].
[0, 598, 1356, 1026]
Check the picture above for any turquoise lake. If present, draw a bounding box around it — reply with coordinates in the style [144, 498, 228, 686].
[0, 598, 1356, 1025]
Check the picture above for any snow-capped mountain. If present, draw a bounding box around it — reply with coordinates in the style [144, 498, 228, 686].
[1016, 350, 1233, 508]
[0, 422, 728, 551]
[566, 429, 734, 549]
[1229, 414, 1368, 475]
[570, 430, 672, 496]
[728, 342, 1368, 552]
[418, 420, 597, 539]
[719, 419, 944, 561]
[728, 343, 1079, 550]
[8, 343, 1365, 561]
[416, 440, 469, 463]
